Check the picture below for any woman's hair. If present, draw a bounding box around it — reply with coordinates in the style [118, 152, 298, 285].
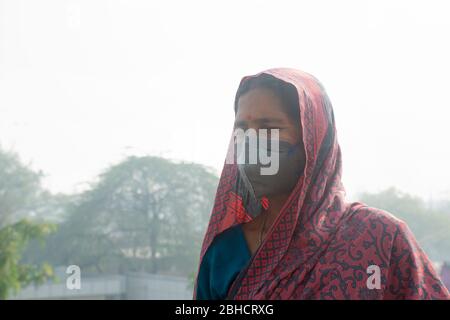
[234, 73, 300, 126]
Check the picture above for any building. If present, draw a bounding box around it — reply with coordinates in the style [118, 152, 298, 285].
[11, 272, 193, 300]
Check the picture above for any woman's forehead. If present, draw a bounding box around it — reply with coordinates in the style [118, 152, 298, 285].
[236, 92, 301, 131]
[236, 89, 291, 117]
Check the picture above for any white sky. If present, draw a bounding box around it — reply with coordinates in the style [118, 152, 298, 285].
[1, 0, 449, 201]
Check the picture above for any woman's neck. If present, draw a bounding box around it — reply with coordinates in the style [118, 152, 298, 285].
[245, 193, 290, 232]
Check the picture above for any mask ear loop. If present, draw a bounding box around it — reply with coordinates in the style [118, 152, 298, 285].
[237, 163, 258, 199]
[238, 136, 272, 211]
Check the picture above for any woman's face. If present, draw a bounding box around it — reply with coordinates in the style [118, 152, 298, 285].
[233, 87, 306, 203]
[234, 88, 302, 145]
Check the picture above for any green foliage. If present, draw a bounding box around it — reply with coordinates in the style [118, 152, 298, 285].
[0, 219, 56, 299]
[0, 147, 56, 299]
[0, 147, 42, 227]
[28, 156, 218, 277]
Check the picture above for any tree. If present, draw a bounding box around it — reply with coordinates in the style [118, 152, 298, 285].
[0, 147, 42, 227]
[0, 220, 55, 299]
[0, 147, 55, 299]
[35, 156, 218, 277]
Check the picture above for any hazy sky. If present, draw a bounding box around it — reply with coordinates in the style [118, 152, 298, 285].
[1, 0, 449, 201]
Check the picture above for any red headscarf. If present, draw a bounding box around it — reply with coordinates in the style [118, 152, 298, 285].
[193, 68, 449, 299]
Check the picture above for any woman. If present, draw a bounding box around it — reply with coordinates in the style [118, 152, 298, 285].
[193, 68, 449, 300]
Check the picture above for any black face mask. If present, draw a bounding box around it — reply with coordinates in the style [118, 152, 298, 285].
[237, 139, 306, 202]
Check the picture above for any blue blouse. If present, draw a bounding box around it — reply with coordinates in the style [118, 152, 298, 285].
[196, 223, 252, 300]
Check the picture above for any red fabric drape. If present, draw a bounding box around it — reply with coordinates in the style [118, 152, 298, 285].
[193, 68, 449, 299]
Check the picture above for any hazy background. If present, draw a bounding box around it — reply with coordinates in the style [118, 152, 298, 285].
[1, 0, 449, 299]
[1, 0, 450, 200]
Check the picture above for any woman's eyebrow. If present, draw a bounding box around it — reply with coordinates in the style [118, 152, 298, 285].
[234, 117, 284, 128]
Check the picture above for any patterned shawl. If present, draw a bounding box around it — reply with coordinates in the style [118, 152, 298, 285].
[193, 68, 449, 299]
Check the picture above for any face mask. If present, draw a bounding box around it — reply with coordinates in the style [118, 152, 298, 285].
[237, 139, 305, 203]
